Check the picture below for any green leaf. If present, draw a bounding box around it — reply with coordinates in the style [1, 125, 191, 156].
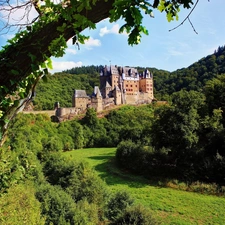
[43, 68, 48, 75]
[46, 58, 53, 70]
[11, 70, 19, 75]
[42, 74, 48, 83]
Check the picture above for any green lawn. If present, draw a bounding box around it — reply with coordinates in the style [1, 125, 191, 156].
[64, 148, 225, 225]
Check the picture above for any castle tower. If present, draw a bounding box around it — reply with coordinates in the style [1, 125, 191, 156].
[72, 90, 89, 110]
[100, 65, 110, 90]
[139, 69, 154, 99]
[110, 65, 120, 90]
[114, 85, 122, 105]
[91, 86, 103, 112]
[102, 81, 112, 98]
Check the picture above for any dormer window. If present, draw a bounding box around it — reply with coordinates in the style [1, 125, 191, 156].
[128, 69, 132, 76]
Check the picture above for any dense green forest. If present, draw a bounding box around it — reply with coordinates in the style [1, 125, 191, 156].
[154, 45, 225, 99]
[33, 72, 99, 110]
[1, 45, 225, 224]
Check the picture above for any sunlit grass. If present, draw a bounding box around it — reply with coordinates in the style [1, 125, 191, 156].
[64, 148, 225, 224]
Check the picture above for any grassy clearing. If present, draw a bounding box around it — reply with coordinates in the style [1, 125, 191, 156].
[64, 148, 225, 225]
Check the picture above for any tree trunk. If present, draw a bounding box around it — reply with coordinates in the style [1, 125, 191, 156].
[0, 0, 114, 92]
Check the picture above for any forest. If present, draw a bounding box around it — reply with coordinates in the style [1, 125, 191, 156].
[1, 45, 225, 224]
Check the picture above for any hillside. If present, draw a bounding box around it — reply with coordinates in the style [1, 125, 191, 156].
[64, 147, 225, 225]
[33, 72, 99, 110]
[154, 45, 225, 99]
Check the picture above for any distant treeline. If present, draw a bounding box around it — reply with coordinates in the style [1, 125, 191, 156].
[154, 45, 225, 99]
[63, 65, 104, 75]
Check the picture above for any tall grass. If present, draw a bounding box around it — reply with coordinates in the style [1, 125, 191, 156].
[64, 148, 225, 225]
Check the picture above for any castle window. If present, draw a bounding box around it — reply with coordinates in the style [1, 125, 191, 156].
[130, 85, 132, 87]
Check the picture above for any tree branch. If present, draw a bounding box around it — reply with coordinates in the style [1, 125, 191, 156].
[0, 0, 114, 92]
[169, 0, 199, 33]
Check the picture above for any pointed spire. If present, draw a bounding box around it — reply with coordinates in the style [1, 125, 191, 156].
[105, 81, 111, 88]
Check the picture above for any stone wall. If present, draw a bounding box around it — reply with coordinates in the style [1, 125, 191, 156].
[56, 107, 83, 118]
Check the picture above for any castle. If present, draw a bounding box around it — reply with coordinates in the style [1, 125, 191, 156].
[55, 65, 154, 120]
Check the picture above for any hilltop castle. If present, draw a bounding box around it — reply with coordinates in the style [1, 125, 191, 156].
[55, 65, 154, 120]
[100, 65, 154, 105]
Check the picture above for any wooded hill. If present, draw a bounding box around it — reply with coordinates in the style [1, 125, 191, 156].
[33, 45, 225, 110]
[154, 45, 225, 99]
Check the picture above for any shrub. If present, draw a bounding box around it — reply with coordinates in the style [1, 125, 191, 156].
[0, 182, 45, 225]
[111, 204, 157, 225]
[36, 184, 78, 225]
[65, 162, 108, 206]
[42, 153, 108, 206]
[74, 199, 99, 225]
[106, 191, 134, 221]
[116, 140, 146, 173]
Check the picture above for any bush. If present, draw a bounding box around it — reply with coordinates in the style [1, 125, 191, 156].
[106, 191, 134, 221]
[116, 140, 146, 173]
[74, 199, 100, 225]
[0, 182, 45, 225]
[42, 153, 108, 206]
[111, 204, 157, 225]
[36, 183, 78, 225]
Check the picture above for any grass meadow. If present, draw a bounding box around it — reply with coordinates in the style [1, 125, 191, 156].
[64, 148, 225, 225]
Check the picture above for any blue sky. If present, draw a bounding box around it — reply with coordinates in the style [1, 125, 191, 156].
[1, 0, 225, 73]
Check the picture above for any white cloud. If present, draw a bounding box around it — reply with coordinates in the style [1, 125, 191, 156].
[84, 37, 101, 49]
[168, 48, 183, 56]
[65, 38, 78, 54]
[50, 61, 83, 73]
[66, 48, 77, 55]
[99, 24, 127, 37]
[67, 36, 101, 50]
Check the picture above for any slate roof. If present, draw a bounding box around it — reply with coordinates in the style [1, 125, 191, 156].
[74, 90, 88, 98]
[114, 85, 121, 91]
[122, 67, 138, 77]
[110, 65, 120, 75]
[92, 86, 102, 97]
[105, 81, 111, 88]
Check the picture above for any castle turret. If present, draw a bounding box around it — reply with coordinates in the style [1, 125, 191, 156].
[114, 85, 122, 105]
[91, 86, 103, 112]
[139, 69, 154, 100]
